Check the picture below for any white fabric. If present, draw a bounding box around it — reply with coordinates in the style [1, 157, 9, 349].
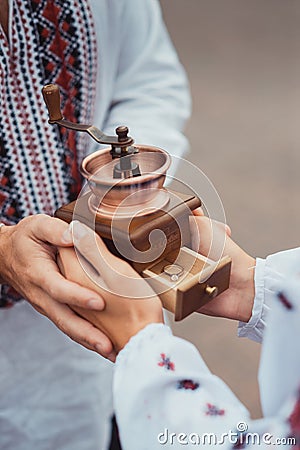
[237, 258, 269, 343]
[259, 276, 300, 416]
[90, 0, 190, 177]
[114, 268, 300, 449]
[0, 1, 190, 449]
[0, 302, 114, 450]
[238, 247, 300, 343]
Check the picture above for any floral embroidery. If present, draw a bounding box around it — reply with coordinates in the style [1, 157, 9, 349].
[177, 379, 199, 391]
[205, 403, 225, 416]
[277, 292, 293, 310]
[158, 353, 175, 371]
[231, 435, 247, 449]
[288, 388, 300, 447]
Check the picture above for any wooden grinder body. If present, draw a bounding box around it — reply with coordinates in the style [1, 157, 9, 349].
[55, 190, 231, 321]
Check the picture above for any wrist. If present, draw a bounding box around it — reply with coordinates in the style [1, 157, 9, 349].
[0, 223, 10, 284]
[236, 255, 256, 322]
[114, 309, 164, 352]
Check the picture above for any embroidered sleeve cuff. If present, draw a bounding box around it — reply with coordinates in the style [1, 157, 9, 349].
[238, 258, 268, 343]
[115, 323, 172, 369]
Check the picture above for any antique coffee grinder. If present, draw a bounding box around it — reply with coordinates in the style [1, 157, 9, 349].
[42, 84, 231, 321]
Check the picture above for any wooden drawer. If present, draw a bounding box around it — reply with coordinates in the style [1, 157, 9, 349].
[143, 246, 231, 321]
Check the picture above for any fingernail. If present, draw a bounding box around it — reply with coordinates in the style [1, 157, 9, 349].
[62, 223, 73, 244]
[194, 207, 205, 216]
[189, 216, 199, 251]
[107, 352, 116, 363]
[72, 220, 88, 240]
[95, 345, 116, 361]
[87, 298, 104, 310]
[225, 224, 231, 237]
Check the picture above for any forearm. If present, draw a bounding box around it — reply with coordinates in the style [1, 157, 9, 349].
[114, 324, 249, 449]
[114, 282, 300, 450]
[0, 223, 15, 285]
[238, 247, 300, 343]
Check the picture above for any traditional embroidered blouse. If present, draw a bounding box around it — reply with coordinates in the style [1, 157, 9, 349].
[0, 0, 190, 307]
[0, 2, 191, 448]
[114, 248, 300, 449]
[0, 0, 97, 305]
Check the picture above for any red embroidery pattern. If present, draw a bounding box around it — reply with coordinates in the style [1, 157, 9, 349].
[0, 0, 97, 306]
[288, 389, 300, 449]
[205, 403, 225, 417]
[177, 379, 199, 391]
[158, 353, 175, 371]
[231, 436, 247, 449]
[277, 292, 294, 310]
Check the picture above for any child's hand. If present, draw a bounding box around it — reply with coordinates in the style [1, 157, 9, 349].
[190, 211, 255, 323]
[58, 221, 163, 354]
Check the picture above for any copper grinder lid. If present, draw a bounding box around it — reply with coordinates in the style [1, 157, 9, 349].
[80, 145, 171, 216]
[80, 144, 171, 186]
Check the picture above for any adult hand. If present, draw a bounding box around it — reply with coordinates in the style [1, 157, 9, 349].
[0, 215, 115, 359]
[58, 220, 163, 353]
[190, 210, 255, 322]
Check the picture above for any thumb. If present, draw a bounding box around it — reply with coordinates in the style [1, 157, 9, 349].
[30, 214, 74, 247]
[192, 207, 205, 217]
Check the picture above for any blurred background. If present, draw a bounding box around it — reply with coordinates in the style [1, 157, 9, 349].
[160, 0, 300, 418]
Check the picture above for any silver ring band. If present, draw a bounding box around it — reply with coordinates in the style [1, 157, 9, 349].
[163, 264, 184, 282]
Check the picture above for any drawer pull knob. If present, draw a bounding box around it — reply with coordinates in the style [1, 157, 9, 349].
[205, 285, 219, 298]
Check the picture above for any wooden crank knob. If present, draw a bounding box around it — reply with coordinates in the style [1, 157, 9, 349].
[42, 84, 63, 123]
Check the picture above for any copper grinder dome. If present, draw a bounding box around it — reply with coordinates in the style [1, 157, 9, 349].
[80, 145, 171, 214]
